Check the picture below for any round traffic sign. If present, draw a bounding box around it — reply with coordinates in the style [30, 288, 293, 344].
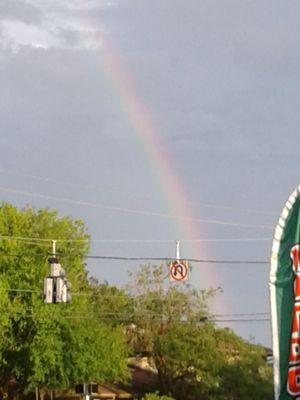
[170, 261, 188, 281]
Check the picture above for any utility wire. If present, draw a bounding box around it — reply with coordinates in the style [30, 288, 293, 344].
[11, 314, 271, 323]
[0, 186, 274, 230]
[216, 318, 270, 323]
[0, 170, 149, 201]
[4, 290, 271, 314]
[189, 201, 277, 216]
[180, 238, 271, 243]
[3, 313, 270, 323]
[4, 308, 271, 321]
[83, 255, 269, 264]
[0, 234, 272, 244]
[4, 289, 271, 317]
[0, 251, 269, 264]
[0, 235, 59, 243]
[214, 312, 270, 317]
[0, 168, 278, 216]
[7, 288, 41, 293]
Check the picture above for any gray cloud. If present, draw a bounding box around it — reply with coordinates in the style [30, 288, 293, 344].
[0, 0, 108, 50]
[0, 0, 42, 25]
[1, 0, 300, 346]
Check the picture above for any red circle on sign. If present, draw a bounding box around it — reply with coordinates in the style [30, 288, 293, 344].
[170, 262, 188, 281]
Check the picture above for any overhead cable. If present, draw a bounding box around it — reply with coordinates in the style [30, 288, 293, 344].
[83, 255, 269, 264]
[0, 168, 277, 216]
[216, 318, 270, 323]
[0, 234, 271, 244]
[0, 186, 274, 230]
[4, 289, 271, 316]
[2, 314, 270, 323]
[0, 251, 269, 264]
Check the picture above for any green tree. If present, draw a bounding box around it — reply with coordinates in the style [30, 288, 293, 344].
[141, 392, 174, 400]
[0, 277, 12, 365]
[0, 203, 129, 398]
[212, 328, 273, 400]
[27, 306, 128, 391]
[127, 265, 273, 400]
[126, 264, 215, 397]
[87, 278, 133, 327]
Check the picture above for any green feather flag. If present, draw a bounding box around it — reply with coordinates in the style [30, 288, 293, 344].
[270, 185, 300, 399]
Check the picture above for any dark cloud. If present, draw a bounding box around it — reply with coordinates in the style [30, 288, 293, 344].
[0, 0, 42, 25]
[1, 0, 300, 346]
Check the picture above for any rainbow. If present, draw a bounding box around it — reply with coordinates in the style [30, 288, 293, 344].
[85, 29, 214, 288]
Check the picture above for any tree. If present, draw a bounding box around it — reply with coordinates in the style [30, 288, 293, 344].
[126, 264, 215, 397]
[212, 328, 273, 400]
[141, 393, 174, 400]
[0, 203, 129, 398]
[87, 278, 133, 327]
[127, 264, 273, 400]
[27, 306, 128, 392]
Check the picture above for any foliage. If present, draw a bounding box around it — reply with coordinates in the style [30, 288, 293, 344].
[141, 392, 174, 400]
[0, 277, 12, 364]
[87, 278, 133, 327]
[27, 307, 128, 390]
[212, 328, 273, 400]
[126, 265, 213, 354]
[127, 265, 273, 400]
[0, 203, 129, 397]
[0, 204, 273, 400]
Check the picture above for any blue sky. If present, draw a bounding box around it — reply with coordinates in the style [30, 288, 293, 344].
[1, 0, 300, 346]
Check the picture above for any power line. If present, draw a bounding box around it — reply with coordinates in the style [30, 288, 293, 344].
[0, 235, 90, 244]
[216, 318, 270, 323]
[180, 237, 271, 243]
[11, 314, 272, 324]
[70, 237, 271, 243]
[0, 234, 272, 245]
[2, 313, 270, 323]
[2, 307, 271, 321]
[0, 169, 149, 201]
[0, 235, 57, 243]
[5, 288, 270, 322]
[214, 312, 270, 317]
[7, 288, 41, 293]
[0, 251, 269, 264]
[189, 201, 277, 216]
[0, 186, 274, 230]
[4, 290, 271, 316]
[0, 168, 278, 217]
[83, 255, 269, 264]
[4, 288, 271, 317]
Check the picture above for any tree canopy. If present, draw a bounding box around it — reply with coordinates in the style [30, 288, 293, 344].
[0, 202, 273, 400]
[126, 265, 273, 400]
[141, 393, 174, 400]
[0, 203, 129, 398]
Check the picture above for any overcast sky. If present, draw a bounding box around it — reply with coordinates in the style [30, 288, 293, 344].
[1, 0, 300, 346]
